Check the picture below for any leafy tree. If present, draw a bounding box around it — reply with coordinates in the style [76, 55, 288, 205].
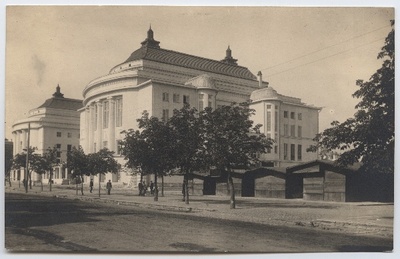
[30, 146, 59, 192]
[89, 148, 120, 197]
[169, 104, 202, 204]
[308, 21, 394, 174]
[198, 103, 272, 209]
[122, 111, 176, 201]
[67, 146, 91, 195]
[12, 147, 41, 192]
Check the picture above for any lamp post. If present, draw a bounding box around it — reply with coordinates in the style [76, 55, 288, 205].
[24, 123, 31, 193]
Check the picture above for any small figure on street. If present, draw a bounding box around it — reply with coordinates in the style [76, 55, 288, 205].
[89, 179, 94, 193]
[138, 181, 143, 196]
[22, 179, 27, 189]
[182, 180, 186, 201]
[106, 180, 112, 195]
[150, 181, 154, 195]
[143, 181, 147, 196]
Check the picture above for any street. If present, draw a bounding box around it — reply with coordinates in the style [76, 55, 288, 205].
[5, 192, 392, 253]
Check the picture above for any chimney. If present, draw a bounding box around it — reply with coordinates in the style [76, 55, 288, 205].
[257, 71, 263, 88]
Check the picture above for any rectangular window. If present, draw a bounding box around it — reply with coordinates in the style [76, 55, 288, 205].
[298, 126, 302, 138]
[290, 112, 295, 119]
[173, 94, 180, 103]
[67, 132, 72, 138]
[284, 143, 288, 160]
[162, 109, 169, 122]
[103, 101, 109, 129]
[116, 97, 123, 127]
[290, 144, 295, 161]
[56, 144, 61, 150]
[274, 145, 278, 154]
[298, 145, 302, 160]
[275, 111, 278, 131]
[266, 104, 272, 109]
[162, 92, 169, 102]
[284, 124, 288, 136]
[67, 145, 72, 151]
[116, 140, 123, 155]
[290, 125, 295, 137]
[298, 113, 302, 120]
[284, 111, 288, 118]
[56, 151, 61, 158]
[57, 132, 61, 137]
[266, 111, 271, 131]
[183, 95, 190, 104]
[199, 101, 204, 111]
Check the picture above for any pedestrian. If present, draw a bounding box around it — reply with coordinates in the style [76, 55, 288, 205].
[150, 181, 154, 195]
[138, 181, 143, 196]
[106, 180, 112, 195]
[182, 180, 186, 201]
[143, 181, 147, 196]
[22, 179, 26, 189]
[89, 179, 94, 193]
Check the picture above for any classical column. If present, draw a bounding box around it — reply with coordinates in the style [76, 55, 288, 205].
[96, 101, 103, 151]
[88, 104, 95, 153]
[108, 97, 116, 152]
[85, 106, 90, 152]
[22, 129, 27, 151]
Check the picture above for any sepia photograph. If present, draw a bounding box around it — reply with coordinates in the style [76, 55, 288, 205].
[2, 2, 396, 257]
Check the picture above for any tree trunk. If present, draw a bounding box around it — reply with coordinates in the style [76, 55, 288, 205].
[41, 179, 43, 192]
[161, 174, 164, 197]
[184, 171, 189, 204]
[28, 172, 32, 189]
[8, 174, 12, 187]
[99, 174, 101, 197]
[49, 170, 53, 192]
[80, 175, 84, 195]
[154, 173, 158, 201]
[228, 172, 235, 209]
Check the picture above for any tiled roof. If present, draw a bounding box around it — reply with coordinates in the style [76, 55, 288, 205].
[37, 97, 83, 111]
[119, 46, 257, 80]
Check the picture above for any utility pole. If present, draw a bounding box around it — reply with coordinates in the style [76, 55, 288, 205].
[25, 123, 30, 193]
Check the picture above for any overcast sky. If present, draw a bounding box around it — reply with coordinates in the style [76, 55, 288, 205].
[4, 5, 394, 139]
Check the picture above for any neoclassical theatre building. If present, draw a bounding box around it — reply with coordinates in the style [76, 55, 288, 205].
[79, 27, 320, 186]
[11, 85, 82, 184]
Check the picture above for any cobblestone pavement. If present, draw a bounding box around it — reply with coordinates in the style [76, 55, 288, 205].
[5, 184, 394, 238]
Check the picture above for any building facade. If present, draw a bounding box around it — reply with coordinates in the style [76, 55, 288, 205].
[11, 85, 83, 184]
[250, 86, 321, 167]
[79, 27, 268, 185]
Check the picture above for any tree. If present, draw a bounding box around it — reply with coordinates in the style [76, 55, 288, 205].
[308, 21, 394, 174]
[89, 148, 120, 197]
[12, 147, 41, 192]
[169, 104, 203, 204]
[122, 111, 176, 201]
[42, 146, 59, 191]
[198, 103, 272, 209]
[67, 146, 91, 195]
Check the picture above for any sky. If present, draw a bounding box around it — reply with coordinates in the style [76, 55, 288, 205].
[3, 5, 394, 140]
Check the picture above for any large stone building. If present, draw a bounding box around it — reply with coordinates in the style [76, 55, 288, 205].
[79, 27, 268, 185]
[11, 85, 82, 184]
[250, 87, 320, 167]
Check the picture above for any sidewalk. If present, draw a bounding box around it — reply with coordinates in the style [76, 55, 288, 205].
[5, 184, 394, 238]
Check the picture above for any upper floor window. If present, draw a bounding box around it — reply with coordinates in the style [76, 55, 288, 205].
[298, 126, 302, 138]
[290, 125, 296, 137]
[103, 101, 109, 129]
[116, 140, 123, 155]
[283, 143, 288, 160]
[162, 109, 169, 122]
[67, 132, 72, 138]
[298, 113, 302, 120]
[266, 111, 271, 131]
[183, 95, 190, 104]
[199, 101, 204, 111]
[116, 97, 123, 127]
[298, 144, 302, 160]
[67, 145, 72, 151]
[284, 111, 288, 118]
[56, 132, 61, 137]
[290, 112, 295, 119]
[162, 92, 169, 102]
[290, 144, 295, 161]
[173, 94, 180, 103]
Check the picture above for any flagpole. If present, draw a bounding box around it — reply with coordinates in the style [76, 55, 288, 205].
[25, 122, 30, 193]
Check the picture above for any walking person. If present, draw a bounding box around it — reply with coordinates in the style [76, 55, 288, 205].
[106, 180, 112, 195]
[150, 181, 154, 195]
[89, 179, 94, 193]
[138, 181, 143, 196]
[182, 180, 186, 201]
